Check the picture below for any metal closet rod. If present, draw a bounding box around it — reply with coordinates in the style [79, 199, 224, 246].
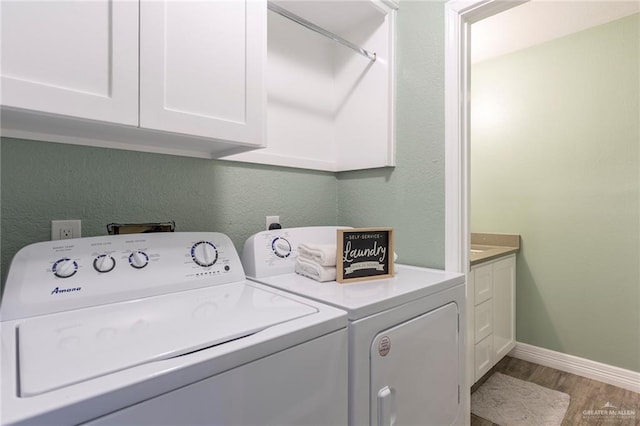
[267, 2, 377, 62]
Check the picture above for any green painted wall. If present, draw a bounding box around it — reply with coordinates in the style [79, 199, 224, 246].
[0, 139, 338, 287]
[471, 14, 640, 371]
[1, 0, 448, 288]
[338, 0, 446, 268]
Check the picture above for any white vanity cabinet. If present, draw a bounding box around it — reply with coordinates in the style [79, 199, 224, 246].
[468, 254, 516, 383]
[1, 0, 266, 157]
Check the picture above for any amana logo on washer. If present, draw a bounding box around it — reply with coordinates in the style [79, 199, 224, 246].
[50, 286, 82, 295]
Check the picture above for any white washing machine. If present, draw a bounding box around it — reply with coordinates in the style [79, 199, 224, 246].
[242, 226, 467, 426]
[1, 232, 348, 426]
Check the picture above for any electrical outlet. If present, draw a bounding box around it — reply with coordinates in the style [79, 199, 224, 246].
[266, 215, 280, 230]
[52, 220, 82, 240]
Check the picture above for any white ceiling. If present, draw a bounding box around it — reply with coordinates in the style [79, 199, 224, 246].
[471, 0, 640, 64]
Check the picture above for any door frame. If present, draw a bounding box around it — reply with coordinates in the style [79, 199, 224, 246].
[444, 0, 528, 274]
[443, 1, 529, 422]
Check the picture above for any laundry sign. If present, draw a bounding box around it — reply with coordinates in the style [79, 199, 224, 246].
[337, 228, 394, 283]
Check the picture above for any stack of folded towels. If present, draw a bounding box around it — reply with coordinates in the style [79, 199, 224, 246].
[295, 243, 337, 282]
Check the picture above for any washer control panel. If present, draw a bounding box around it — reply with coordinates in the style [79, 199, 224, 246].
[191, 241, 219, 267]
[1, 232, 245, 321]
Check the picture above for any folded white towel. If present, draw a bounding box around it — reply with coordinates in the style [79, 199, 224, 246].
[298, 243, 337, 266]
[295, 257, 336, 282]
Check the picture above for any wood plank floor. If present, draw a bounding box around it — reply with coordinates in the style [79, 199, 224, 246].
[471, 356, 640, 425]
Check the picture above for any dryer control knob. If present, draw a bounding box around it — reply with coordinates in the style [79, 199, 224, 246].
[53, 258, 78, 278]
[129, 251, 149, 269]
[191, 241, 218, 267]
[272, 237, 292, 258]
[93, 254, 116, 273]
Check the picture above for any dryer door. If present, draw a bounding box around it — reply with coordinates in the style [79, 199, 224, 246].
[370, 302, 459, 426]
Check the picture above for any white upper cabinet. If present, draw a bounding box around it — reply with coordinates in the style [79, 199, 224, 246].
[1, 0, 394, 170]
[222, 0, 398, 172]
[139, 1, 266, 145]
[0, 0, 266, 158]
[0, 1, 138, 125]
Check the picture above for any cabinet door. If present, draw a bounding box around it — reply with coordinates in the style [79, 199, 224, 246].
[474, 299, 493, 344]
[473, 263, 493, 305]
[0, 1, 138, 125]
[140, 0, 266, 146]
[492, 256, 516, 360]
[474, 336, 493, 382]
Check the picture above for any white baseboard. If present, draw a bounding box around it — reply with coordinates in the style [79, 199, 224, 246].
[509, 342, 640, 393]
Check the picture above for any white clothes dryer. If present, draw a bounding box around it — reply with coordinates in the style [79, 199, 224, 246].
[1, 232, 348, 426]
[242, 226, 467, 426]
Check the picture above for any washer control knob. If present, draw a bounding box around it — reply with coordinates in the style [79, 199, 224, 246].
[272, 237, 292, 258]
[93, 254, 116, 273]
[53, 258, 78, 278]
[191, 241, 218, 267]
[129, 251, 149, 269]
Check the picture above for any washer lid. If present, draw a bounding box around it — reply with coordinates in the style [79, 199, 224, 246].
[17, 282, 317, 397]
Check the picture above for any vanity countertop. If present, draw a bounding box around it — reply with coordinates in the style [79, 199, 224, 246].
[470, 233, 520, 266]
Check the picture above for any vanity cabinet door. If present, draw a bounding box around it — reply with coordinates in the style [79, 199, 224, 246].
[473, 263, 493, 305]
[492, 256, 516, 360]
[475, 336, 493, 381]
[0, 0, 138, 125]
[474, 300, 493, 343]
[139, 0, 266, 146]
